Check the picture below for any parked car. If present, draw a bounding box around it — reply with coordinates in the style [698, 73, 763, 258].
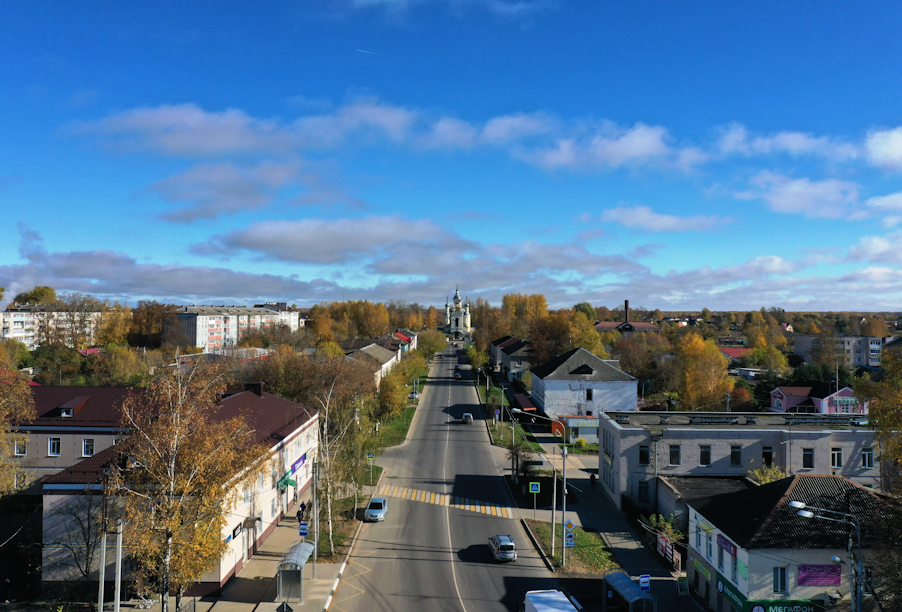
[364, 497, 388, 522]
[409, 391, 419, 400]
[488, 534, 517, 562]
[461, 413, 473, 424]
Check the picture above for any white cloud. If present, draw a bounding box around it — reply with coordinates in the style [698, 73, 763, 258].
[866, 127, 902, 170]
[716, 123, 859, 160]
[848, 230, 902, 264]
[600, 205, 728, 232]
[749, 171, 860, 219]
[481, 113, 555, 144]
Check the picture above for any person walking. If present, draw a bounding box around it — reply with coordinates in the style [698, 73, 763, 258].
[590, 473, 596, 487]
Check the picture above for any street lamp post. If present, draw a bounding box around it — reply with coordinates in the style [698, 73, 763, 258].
[789, 501, 862, 612]
[513, 409, 562, 563]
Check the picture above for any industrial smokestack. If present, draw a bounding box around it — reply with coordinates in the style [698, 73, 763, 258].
[624, 300, 630, 323]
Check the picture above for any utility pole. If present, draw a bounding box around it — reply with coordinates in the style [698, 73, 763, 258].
[561, 445, 568, 567]
[551, 444, 556, 559]
[113, 520, 123, 612]
[312, 462, 318, 580]
[725, 392, 731, 412]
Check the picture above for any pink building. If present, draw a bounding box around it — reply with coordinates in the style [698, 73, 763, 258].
[770, 380, 864, 414]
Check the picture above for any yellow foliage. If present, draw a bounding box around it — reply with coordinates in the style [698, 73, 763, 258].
[675, 333, 734, 410]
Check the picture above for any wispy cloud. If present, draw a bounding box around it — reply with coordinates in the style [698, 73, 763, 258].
[865, 127, 902, 171]
[600, 205, 729, 232]
[716, 123, 859, 161]
[745, 171, 861, 219]
[848, 230, 902, 264]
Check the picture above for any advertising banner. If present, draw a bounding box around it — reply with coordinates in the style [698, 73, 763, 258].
[797, 564, 841, 586]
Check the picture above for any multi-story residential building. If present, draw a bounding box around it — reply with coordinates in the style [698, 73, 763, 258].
[41, 382, 318, 598]
[13, 386, 134, 491]
[598, 411, 881, 512]
[255, 302, 307, 332]
[793, 334, 891, 368]
[173, 306, 279, 351]
[1, 303, 104, 350]
[531, 348, 637, 419]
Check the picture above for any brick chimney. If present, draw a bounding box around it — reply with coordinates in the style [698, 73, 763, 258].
[624, 299, 630, 323]
[244, 381, 264, 397]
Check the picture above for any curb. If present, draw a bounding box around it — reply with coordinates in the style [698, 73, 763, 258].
[323, 468, 386, 611]
[520, 518, 557, 573]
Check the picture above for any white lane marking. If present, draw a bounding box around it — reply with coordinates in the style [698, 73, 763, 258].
[444, 373, 468, 612]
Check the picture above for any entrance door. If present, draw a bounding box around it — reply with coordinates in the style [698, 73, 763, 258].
[241, 528, 248, 563]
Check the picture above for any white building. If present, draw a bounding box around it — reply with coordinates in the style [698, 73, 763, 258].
[443, 287, 471, 340]
[793, 334, 892, 368]
[530, 348, 637, 419]
[40, 383, 318, 598]
[256, 303, 308, 332]
[1, 303, 104, 350]
[173, 306, 279, 351]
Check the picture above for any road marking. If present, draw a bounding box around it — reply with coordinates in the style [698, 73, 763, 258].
[430, 492, 436, 504]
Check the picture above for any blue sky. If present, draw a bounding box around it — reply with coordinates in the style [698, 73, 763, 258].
[3, 1, 902, 311]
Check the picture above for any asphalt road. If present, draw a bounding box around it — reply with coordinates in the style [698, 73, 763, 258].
[329, 345, 559, 612]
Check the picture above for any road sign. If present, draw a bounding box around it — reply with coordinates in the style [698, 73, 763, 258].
[495, 409, 500, 415]
[367, 452, 375, 460]
[564, 531, 575, 547]
[639, 574, 651, 592]
[298, 522, 309, 537]
[565, 519, 575, 531]
[529, 482, 540, 493]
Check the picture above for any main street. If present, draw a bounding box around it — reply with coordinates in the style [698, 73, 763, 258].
[329, 345, 557, 612]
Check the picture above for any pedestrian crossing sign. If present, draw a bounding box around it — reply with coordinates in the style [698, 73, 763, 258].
[529, 482, 540, 493]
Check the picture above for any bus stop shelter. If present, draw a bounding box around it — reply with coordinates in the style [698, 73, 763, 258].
[277, 541, 315, 603]
[602, 570, 656, 612]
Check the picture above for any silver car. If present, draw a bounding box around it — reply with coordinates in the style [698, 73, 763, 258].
[364, 497, 388, 522]
[488, 534, 517, 562]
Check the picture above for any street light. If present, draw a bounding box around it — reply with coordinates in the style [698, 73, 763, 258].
[789, 501, 862, 612]
[513, 409, 565, 566]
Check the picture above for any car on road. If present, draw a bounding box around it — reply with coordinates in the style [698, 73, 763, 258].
[461, 412, 473, 424]
[454, 372, 461, 379]
[488, 534, 517, 562]
[364, 497, 388, 522]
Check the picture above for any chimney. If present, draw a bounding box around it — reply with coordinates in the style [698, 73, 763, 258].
[245, 381, 264, 397]
[624, 299, 630, 323]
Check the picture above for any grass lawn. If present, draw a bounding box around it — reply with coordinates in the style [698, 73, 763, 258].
[375, 403, 416, 448]
[524, 519, 618, 574]
[312, 493, 370, 562]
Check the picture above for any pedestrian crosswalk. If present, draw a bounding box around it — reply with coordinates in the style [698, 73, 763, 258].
[378, 484, 515, 518]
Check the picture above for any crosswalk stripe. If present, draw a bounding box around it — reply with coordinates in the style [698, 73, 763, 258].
[430, 492, 436, 504]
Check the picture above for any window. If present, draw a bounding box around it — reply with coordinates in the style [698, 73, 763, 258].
[762, 445, 773, 466]
[638, 445, 650, 465]
[48, 438, 61, 456]
[773, 566, 788, 593]
[271, 498, 276, 518]
[586, 388, 593, 401]
[243, 488, 250, 504]
[803, 448, 814, 469]
[731, 554, 738, 582]
[14, 440, 26, 456]
[730, 445, 742, 467]
[706, 531, 712, 558]
[832, 447, 843, 468]
[717, 545, 724, 570]
[699, 445, 711, 466]
[669, 445, 681, 466]
[695, 521, 702, 549]
[638, 481, 650, 501]
[82, 439, 95, 457]
[862, 448, 874, 469]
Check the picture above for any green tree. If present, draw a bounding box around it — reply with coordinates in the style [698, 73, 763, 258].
[14, 285, 57, 304]
[466, 345, 488, 372]
[573, 302, 596, 321]
[378, 371, 407, 419]
[747, 463, 786, 484]
[416, 329, 446, 359]
[856, 351, 902, 493]
[113, 362, 267, 612]
[90, 344, 150, 386]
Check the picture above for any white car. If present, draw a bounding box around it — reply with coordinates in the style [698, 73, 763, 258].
[461, 413, 473, 424]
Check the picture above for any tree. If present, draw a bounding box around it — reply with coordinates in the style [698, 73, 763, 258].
[416, 329, 446, 359]
[569, 311, 609, 358]
[128, 301, 178, 348]
[97, 303, 132, 346]
[91, 344, 150, 386]
[378, 371, 407, 419]
[0, 370, 36, 496]
[466, 345, 488, 373]
[747, 463, 786, 484]
[856, 351, 902, 493]
[308, 304, 335, 345]
[14, 285, 57, 304]
[113, 362, 267, 612]
[675, 333, 734, 410]
[424, 305, 441, 329]
[573, 302, 596, 321]
[45, 493, 110, 584]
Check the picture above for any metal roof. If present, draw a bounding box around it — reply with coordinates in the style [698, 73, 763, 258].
[604, 571, 656, 604]
[279, 541, 315, 570]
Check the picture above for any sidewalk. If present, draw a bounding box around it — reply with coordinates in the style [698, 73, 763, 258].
[524, 429, 694, 612]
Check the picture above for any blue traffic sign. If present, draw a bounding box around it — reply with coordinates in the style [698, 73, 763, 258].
[564, 531, 575, 548]
[639, 574, 651, 591]
[529, 482, 540, 493]
[298, 522, 309, 537]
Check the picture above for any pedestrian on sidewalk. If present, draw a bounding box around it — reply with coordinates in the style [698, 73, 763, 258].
[590, 473, 596, 487]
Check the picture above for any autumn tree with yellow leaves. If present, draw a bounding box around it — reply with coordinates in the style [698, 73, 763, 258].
[675, 333, 734, 410]
[113, 362, 267, 612]
[0, 346, 35, 496]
